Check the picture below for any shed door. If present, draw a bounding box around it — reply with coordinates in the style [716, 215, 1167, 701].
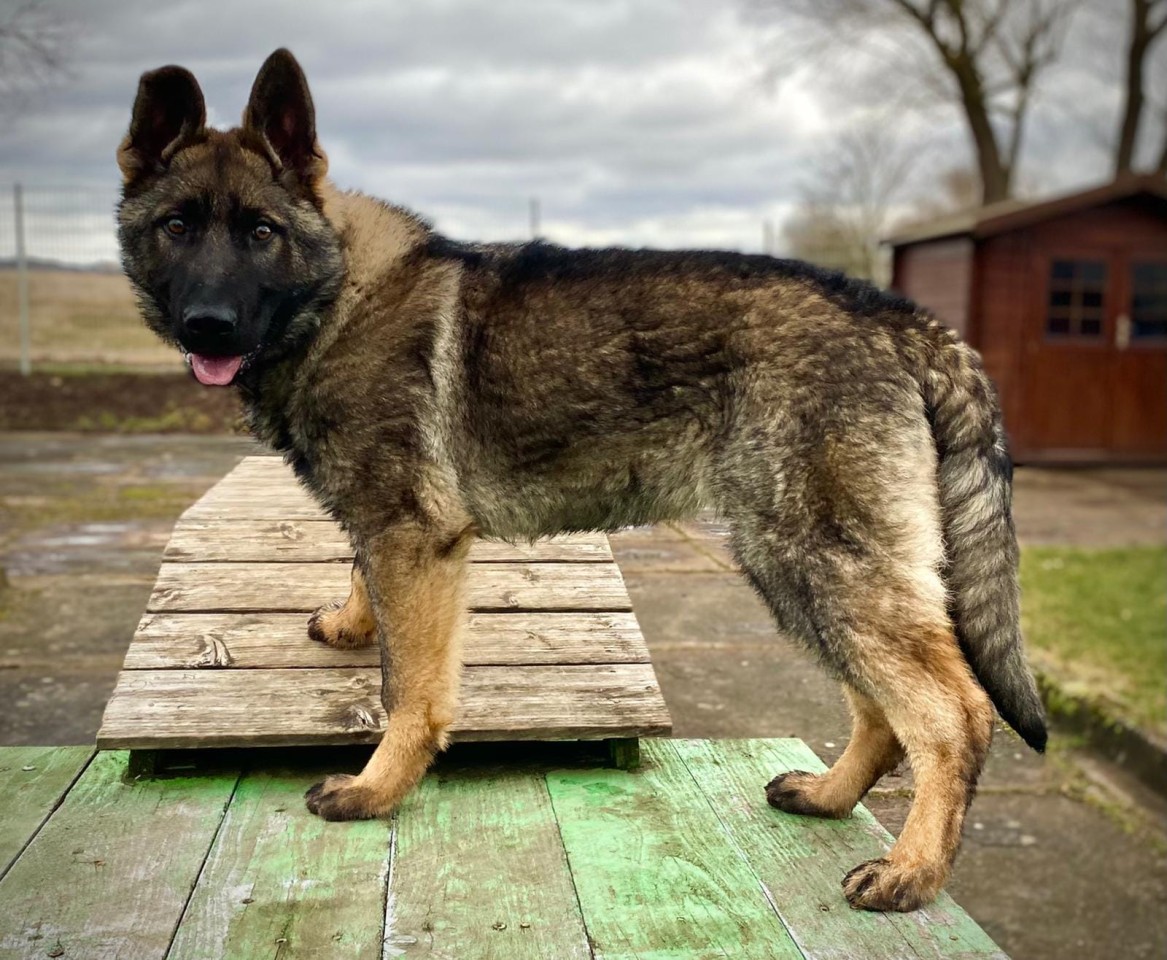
[1112, 257, 1167, 455]
[1024, 250, 1167, 458]
[1023, 252, 1115, 454]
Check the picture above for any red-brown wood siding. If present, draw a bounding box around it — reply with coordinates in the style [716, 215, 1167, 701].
[975, 231, 1032, 453]
[892, 195, 1167, 462]
[981, 197, 1167, 461]
[891, 238, 975, 338]
[1026, 199, 1166, 248]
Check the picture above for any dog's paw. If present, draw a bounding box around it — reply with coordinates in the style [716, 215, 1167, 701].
[304, 774, 385, 821]
[765, 770, 846, 819]
[307, 601, 375, 650]
[842, 858, 941, 912]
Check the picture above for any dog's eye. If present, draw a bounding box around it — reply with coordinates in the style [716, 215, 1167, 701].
[165, 218, 187, 237]
[253, 223, 273, 242]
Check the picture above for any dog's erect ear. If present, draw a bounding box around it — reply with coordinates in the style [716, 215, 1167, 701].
[117, 66, 206, 184]
[243, 49, 328, 186]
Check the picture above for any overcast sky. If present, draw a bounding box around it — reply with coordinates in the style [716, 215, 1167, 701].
[0, 0, 1147, 263]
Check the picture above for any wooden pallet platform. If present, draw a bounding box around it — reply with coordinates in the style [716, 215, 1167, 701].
[97, 456, 672, 753]
[0, 742, 1008, 959]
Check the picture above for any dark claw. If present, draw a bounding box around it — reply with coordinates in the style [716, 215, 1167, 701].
[843, 858, 932, 912]
[307, 600, 342, 644]
[843, 859, 884, 900]
[304, 774, 378, 821]
[766, 770, 838, 818]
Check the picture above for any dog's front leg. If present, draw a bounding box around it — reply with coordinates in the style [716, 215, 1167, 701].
[305, 521, 473, 820]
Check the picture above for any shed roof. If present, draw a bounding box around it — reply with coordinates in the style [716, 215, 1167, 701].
[886, 174, 1167, 248]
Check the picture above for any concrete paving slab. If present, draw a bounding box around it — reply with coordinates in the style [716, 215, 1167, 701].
[866, 791, 1167, 960]
[1013, 466, 1166, 547]
[607, 529, 729, 573]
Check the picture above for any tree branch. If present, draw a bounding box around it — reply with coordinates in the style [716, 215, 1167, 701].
[887, 0, 959, 55]
[0, 0, 71, 99]
[748, 0, 1083, 202]
[970, 0, 1014, 56]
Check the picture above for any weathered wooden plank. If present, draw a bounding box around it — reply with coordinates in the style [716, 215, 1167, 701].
[183, 480, 326, 521]
[545, 738, 804, 960]
[195, 463, 306, 486]
[673, 739, 1007, 960]
[217, 455, 287, 475]
[167, 767, 393, 960]
[0, 747, 94, 881]
[124, 612, 648, 669]
[0, 752, 239, 960]
[165, 521, 613, 563]
[147, 562, 633, 613]
[97, 664, 672, 750]
[386, 767, 591, 959]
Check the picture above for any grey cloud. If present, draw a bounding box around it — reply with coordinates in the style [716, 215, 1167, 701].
[0, 0, 1133, 257]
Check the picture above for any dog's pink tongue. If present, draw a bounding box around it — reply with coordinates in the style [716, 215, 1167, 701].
[190, 354, 243, 386]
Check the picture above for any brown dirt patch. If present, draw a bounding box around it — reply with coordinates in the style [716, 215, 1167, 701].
[0, 371, 244, 433]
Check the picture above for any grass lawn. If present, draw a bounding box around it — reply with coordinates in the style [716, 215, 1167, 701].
[1021, 546, 1167, 737]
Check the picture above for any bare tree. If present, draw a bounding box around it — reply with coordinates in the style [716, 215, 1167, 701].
[784, 125, 916, 284]
[1114, 0, 1167, 175]
[0, 0, 70, 103]
[909, 166, 985, 219]
[749, 0, 1081, 204]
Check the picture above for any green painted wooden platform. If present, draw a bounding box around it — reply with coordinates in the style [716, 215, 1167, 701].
[0, 740, 1006, 960]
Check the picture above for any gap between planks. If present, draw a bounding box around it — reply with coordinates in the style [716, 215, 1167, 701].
[165, 520, 614, 564]
[0, 746, 97, 884]
[147, 562, 633, 614]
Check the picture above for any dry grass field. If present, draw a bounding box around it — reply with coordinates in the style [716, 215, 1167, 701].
[0, 268, 180, 369]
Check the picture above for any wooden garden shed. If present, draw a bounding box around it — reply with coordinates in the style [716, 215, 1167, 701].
[888, 174, 1167, 463]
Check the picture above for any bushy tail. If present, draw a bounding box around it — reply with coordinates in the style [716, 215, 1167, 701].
[908, 321, 1047, 752]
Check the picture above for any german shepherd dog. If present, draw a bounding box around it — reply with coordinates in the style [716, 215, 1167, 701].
[117, 49, 1046, 912]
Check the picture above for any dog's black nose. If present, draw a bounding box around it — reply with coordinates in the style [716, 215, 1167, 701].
[182, 305, 238, 339]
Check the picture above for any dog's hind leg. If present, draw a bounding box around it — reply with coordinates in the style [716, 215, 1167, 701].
[746, 551, 993, 910]
[741, 535, 994, 912]
[722, 408, 993, 910]
[766, 686, 904, 819]
[305, 521, 474, 821]
[307, 556, 376, 649]
[838, 619, 994, 912]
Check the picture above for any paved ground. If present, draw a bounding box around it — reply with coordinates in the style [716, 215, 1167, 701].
[1010, 466, 1166, 548]
[0, 434, 259, 743]
[1, 432, 1165, 960]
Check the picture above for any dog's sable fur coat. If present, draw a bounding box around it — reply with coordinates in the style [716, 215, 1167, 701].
[117, 49, 1047, 912]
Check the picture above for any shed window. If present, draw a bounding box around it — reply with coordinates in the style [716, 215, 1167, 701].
[1047, 259, 1107, 337]
[1131, 262, 1167, 339]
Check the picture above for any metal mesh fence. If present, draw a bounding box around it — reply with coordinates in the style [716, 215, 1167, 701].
[0, 183, 176, 371]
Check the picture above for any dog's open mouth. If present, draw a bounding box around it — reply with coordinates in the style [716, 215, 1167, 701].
[186, 353, 245, 386]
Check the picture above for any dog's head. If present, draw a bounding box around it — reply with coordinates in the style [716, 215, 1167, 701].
[117, 49, 342, 386]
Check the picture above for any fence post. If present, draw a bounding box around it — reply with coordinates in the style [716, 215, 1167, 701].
[14, 183, 30, 376]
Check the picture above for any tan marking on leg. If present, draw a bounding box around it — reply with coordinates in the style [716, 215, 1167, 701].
[305, 524, 474, 821]
[843, 623, 994, 912]
[307, 561, 377, 649]
[767, 687, 904, 819]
